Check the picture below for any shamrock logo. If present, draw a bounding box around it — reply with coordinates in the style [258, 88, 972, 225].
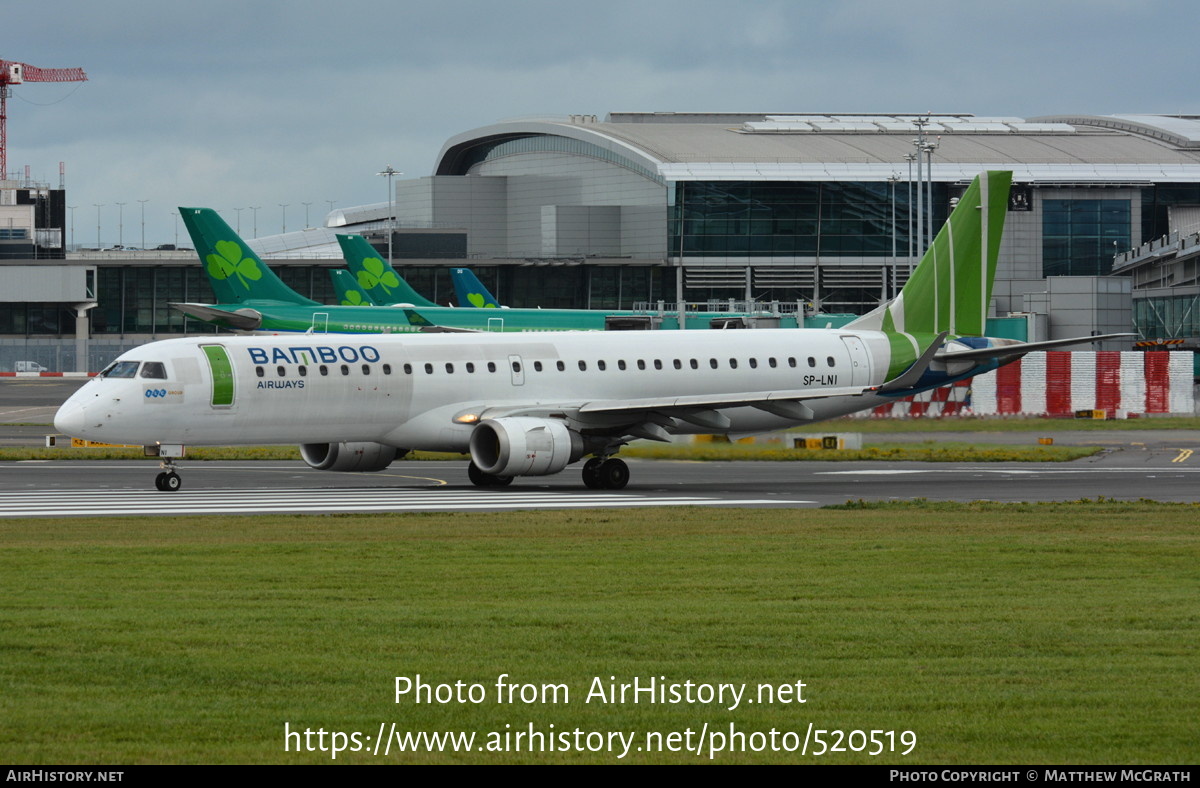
[467, 292, 496, 308]
[341, 290, 368, 307]
[206, 240, 262, 290]
[356, 257, 401, 295]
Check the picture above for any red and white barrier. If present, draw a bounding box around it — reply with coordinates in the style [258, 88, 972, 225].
[869, 351, 1194, 418]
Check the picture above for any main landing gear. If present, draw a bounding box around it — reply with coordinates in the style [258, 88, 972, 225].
[581, 457, 629, 490]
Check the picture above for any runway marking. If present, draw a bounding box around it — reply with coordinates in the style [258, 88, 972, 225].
[817, 467, 1200, 475]
[1172, 449, 1194, 463]
[0, 487, 813, 518]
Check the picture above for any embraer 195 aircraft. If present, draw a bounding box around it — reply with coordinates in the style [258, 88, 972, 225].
[56, 172, 1126, 491]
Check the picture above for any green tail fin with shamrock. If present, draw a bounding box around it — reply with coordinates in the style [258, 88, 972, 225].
[336, 234, 438, 307]
[451, 267, 502, 308]
[179, 208, 318, 306]
[330, 269, 378, 307]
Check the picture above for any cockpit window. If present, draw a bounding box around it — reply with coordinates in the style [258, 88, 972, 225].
[140, 361, 167, 379]
[101, 361, 141, 378]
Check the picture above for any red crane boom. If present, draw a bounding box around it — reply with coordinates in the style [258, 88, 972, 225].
[0, 60, 88, 180]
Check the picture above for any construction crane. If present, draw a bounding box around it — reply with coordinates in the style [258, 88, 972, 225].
[0, 60, 87, 180]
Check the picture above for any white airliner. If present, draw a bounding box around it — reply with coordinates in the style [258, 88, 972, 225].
[54, 172, 1127, 491]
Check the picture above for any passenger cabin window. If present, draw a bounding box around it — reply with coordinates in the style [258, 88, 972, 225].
[534, 361, 543, 372]
[673, 359, 681, 370]
[363, 364, 372, 375]
[511, 361, 521, 373]
[466, 362, 475, 373]
[729, 358, 738, 369]
[299, 365, 308, 376]
[827, 356, 836, 367]
[637, 360, 646, 370]
[255, 367, 265, 378]
[140, 362, 167, 379]
[617, 360, 626, 370]
[654, 360, 662, 370]
[320, 365, 329, 376]
[749, 358, 757, 369]
[277, 366, 286, 376]
[446, 363, 455, 374]
[341, 365, 350, 376]
[424, 363, 434, 374]
[808, 357, 816, 367]
[487, 362, 496, 373]
[578, 360, 587, 371]
[709, 358, 718, 369]
[556, 361, 565, 371]
[597, 360, 606, 371]
[690, 359, 698, 369]
[102, 360, 141, 378]
[403, 363, 412, 375]
[769, 358, 777, 368]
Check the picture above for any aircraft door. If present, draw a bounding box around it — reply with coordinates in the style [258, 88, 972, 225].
[310, 312, 329, 333]
[487, 317, 505, 332]
[200, 344, 236, 409]
[839, 336, 871, 387]
[508, 354, 525, 386]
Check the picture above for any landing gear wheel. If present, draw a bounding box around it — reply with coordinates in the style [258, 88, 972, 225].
[154, 471, 182, 492]
[596, 458, 629, 490]
[468, 462, 514, 487]
[582, 457, 603, 489]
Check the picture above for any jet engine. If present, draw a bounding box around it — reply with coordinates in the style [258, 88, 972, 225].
[469, 417, 584, 477]
[300, 442, 399, 472]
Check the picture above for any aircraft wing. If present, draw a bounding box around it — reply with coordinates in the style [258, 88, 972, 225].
[934, 333, 1135, 363]
[469, 383, 879, 432]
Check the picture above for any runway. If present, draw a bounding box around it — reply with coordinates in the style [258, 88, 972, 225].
[3, 452, 1200, 517]
[4, 377, 1200, 516]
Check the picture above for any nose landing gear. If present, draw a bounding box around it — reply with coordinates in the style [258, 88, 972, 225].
[146, 444, 186, 492]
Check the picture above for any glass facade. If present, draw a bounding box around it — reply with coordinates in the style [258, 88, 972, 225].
[669, 180, 945, 259]
[1042, 198, 1131, 276]
[1139, 184, 1200, 242]
[1134, 294, 1200, 339]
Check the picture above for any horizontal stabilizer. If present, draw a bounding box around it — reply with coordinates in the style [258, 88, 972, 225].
[934, 333, 1135, 363]
[171, 303, 263, 331]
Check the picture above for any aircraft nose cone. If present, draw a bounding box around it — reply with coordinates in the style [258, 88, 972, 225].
[54, 399, 88, 438]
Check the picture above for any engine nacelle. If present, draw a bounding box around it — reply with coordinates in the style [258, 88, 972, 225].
[469, 417, 583, 477]
[300, 442, 399, 472]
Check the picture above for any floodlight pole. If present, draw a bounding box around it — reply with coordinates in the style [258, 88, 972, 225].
[377, 166, 402, 261]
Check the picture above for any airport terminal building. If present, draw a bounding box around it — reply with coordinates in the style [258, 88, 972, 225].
[5, 112, 1200, 370]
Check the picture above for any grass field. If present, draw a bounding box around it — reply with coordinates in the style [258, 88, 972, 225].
[2, 502, 1197, 764]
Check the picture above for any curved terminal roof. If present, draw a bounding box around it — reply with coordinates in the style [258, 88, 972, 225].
[435, 113, 1200, 184]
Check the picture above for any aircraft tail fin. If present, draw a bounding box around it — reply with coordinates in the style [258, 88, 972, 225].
[335, 234, 438, 307]
[179, 208, 318, 306]
[451, 267, 502, 308]
[847, 170, 1011, 338]
[330, 269, 377, 306]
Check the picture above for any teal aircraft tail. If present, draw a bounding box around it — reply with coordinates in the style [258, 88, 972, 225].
[179, 208, 318, 306]
[335, 234, 439, 307]
[330, 269, 377, 307]
[846, 171, 1012, 378]
[451, 267, 501, 308]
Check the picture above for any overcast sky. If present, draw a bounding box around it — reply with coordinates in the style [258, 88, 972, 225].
[6, 0, 1196, 247]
